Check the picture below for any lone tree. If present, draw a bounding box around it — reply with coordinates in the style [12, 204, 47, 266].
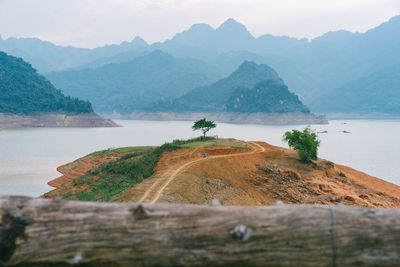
[283, 127, 320, 163]
[193, 118, 216, 140]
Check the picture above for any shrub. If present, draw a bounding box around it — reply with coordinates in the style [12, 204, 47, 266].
[283, 127, 320, 163]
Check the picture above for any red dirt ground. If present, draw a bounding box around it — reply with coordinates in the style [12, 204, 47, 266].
[44, 141, 400, 208]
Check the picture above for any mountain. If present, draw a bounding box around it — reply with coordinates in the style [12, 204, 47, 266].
[82, 16, 400, 105]
[311, 65, 400, 114]
[201, 50, 315, 101]
[0, 35, 149, 73]
[328, 16, 400, 81]
[3, 15, 400, 114]
[159, 18, 308, 57]
[46, 50, 220, 114]
[72, 49, 146, 70]
[214, 18, 256, 51]
[258, 34, 307, 51]
[147, 61, 309, 113]
[300, 16, 400, 100]
[226, 80, 309, 113]
[0, 51, 92, 115]
[101, 13, 400, 106]
[159, 18, 255, 55]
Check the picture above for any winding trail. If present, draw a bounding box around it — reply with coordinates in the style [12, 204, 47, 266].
[138, 142, 265, 204]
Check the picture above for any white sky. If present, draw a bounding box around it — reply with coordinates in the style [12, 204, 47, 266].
[0, 0, 399, 48]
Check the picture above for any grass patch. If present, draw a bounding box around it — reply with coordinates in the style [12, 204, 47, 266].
[63, 137, 246, 202]
[176, 137, 247, 149]
[87, 146, 153, 157]
[64, 142, 180, 202]
[114, 146, 153, 153]
[172, 136, 216, 145]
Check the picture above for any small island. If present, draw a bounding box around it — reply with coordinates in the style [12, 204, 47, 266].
[43, 122, 400, 208]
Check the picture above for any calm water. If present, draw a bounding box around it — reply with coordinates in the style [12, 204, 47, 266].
[1, 119, 399, 197]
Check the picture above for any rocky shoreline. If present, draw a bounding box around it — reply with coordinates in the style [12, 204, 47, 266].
[0, 113, 119, 129]
[128, 112, 327, 125]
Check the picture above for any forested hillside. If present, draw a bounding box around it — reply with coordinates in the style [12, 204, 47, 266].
[148, 61, 309, 114]
[226, 80, 309, 113]
[0, 52, 93, 114]
[47, 51, 220, 113]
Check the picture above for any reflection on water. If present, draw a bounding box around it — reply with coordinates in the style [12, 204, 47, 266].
[1, 119, 399, 197]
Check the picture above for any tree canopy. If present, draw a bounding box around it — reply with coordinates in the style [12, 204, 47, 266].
[192, 118, 216, 140]
[283, 127, 320, 163]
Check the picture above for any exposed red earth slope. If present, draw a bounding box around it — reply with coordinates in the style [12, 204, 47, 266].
[44, 141, 400, 208]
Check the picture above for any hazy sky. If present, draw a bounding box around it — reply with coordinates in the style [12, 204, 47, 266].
[0, 0, 399, 48]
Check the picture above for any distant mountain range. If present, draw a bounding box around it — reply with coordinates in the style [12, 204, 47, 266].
[147, 61, 309, 114]
[312, 65, 400, 114]
[0, 51, 92, 115]
[0, 36, 148, 73]
[46, 50, 220, 113]
[1, 15, 400, 115]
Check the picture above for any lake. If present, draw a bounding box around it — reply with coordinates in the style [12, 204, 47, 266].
[1, 119, 399, 197]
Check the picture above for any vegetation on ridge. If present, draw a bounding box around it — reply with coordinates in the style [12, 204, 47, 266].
[62, 137, 245, 202]
[66, 143, 179, 202]
[227, 80, 309, 113]
[47, 50, 220, 113]
[148, 61, 310, 114]
[0, 51, 93, 115]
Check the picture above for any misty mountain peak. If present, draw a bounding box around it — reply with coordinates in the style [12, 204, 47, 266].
[236, 60, 258, 71]
[217, 18, 249, 34]
[131, 36, 148, 46]
[388, 15, 400, 23]
[168, 23, 214, 45]
[311, 30, 358, 45]
[188, 23, 214, 34]
[235, 60, 269, 74]
[120, 36, 148, 49]
[231, 60, 283, 84]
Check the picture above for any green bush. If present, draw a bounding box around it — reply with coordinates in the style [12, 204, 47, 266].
[283, 127, 320, 163]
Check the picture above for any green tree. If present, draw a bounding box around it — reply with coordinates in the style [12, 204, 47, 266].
[283, 127, 320, 163]
[192, 118, 216, 140]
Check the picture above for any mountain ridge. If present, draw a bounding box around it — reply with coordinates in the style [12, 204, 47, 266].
[0, 51, 93, 115]
[147, 61, 309, 114]
[2, 15, 400, 114]
[46, 50, 221, 113]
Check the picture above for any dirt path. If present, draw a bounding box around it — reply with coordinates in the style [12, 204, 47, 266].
[45, 140, 400, 208]
[138, 142, 265, 204]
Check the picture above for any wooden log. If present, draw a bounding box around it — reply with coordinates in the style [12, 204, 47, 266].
[1, 196, 400, 266]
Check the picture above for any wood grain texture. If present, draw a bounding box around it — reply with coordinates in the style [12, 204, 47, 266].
[1, 196, 400, 266]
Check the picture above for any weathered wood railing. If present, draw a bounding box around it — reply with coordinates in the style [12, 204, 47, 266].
[1, 196, 400, 266]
